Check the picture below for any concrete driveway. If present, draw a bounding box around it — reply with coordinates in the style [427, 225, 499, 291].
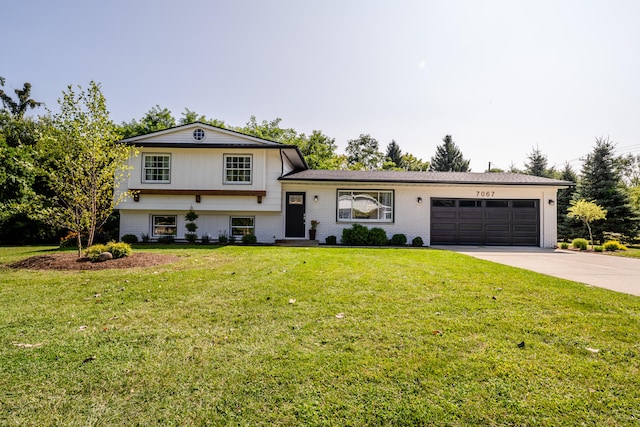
[433, 246, 640, 297]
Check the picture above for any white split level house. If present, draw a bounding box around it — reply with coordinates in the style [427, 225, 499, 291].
[116, 122, 574, 247]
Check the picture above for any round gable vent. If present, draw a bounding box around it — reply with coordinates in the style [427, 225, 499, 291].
[193, 128, 206, 141]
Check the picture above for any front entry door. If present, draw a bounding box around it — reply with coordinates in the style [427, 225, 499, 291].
[285, 192, 306, 238]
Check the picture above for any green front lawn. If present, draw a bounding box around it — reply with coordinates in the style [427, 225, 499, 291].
[1, 246, 639, 426]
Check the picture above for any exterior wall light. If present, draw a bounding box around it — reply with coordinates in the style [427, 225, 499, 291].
[548, 199, 555, 206]
[314, 195, 319, 202]
[417, 197, 423, 204]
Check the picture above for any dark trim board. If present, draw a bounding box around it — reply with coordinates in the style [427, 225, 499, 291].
[430, 198, 540, 246]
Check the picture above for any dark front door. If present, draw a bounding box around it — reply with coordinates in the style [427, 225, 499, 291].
[285, 192, 306, 238]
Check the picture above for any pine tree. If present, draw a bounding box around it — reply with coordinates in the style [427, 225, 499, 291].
[385, 140, 402, 168]
[524, 145, 555, 177]
[429, 135, 470, 172]
[577, 137, 638, 242]
[556, 163, 580, 241]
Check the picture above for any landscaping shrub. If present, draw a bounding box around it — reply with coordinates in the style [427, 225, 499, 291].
[106, 241, 132, 259]
[157, 236, 175, 244]
[325, 235, 337, 245]
[121, 234, 138, 244]
[572, 238, 588, 250]
[389, 234, 407, 246]
[368, 228, 388, 246]
[603, 240, 627, 251]
[218, 233, 228, 243]
[185, 232, 198, 244]
[412, 236, 424, 247]
[594, 246, 603, 252]
[59, 231, 87, 248]
[141, 233, 150, 243]
[241, 233, 257, 244]
[85, 244, 109, 261]
[201, 234, 211, 244]
[342, 224, 370, 246]
[559, 242, 569, 249]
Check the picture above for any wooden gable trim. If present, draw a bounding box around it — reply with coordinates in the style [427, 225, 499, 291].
[129, 189, 265, 204]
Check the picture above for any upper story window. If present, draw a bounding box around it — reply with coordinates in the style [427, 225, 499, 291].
[143, 154, 171, 183]
[224, 154, 252, 184]
[193, 128, 206, 141]
[337, 190, 394, 222]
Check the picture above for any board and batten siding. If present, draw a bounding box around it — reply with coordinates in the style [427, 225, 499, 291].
[117, 148, 284, 212]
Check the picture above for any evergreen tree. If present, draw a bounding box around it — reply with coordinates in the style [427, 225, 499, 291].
[429, 135, 470, 172]
[576, 137, 638, 242]
[556, 163, 580, 241]
[524, 145, 555, 177]
[385, 140, 402, 168]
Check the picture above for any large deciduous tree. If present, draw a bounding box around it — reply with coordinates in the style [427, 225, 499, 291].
[576, 137, 638, 242]
[120, 105, 176, 137]
[0, 79, 43, 119]
[346, 134, 383, 170]
[429, 135, 470, 172]
[39, 81, 137, 256]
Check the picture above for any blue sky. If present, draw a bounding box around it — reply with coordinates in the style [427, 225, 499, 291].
[4, 0, 640, 171]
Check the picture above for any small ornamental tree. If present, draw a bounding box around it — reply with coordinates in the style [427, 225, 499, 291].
[184, 208, 199, 243]
[567, 199, 607, 249]
[38, 81, 137, 257]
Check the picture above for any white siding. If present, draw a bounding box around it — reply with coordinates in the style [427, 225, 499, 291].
[117, 147, 284, 212]
[120, 210, 284, 243]
[281, 182, 561, 247]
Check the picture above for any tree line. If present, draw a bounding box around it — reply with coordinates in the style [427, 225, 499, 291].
[1, 78, 639, 246]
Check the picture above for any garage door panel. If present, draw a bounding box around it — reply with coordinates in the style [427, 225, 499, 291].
[459, 223, 483, 231]
[431, 199, 539, 246]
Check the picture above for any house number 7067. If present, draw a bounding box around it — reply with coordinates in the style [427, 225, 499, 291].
[477, 191, 495, 197]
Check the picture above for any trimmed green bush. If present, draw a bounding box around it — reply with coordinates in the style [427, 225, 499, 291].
[572, 238, 588, 250]
[594, 246, 603, 252]
[342, 224, 370, 246]
[157, 236, 175, 244]
[121, 234, 138, 244]
[85, 244, 109, 261]
[242, 233, 257, 244]
[559, 242, 569, 249]
[325, 235, 337, 245]
[603, 240, 627, 251]
[218, 233, 228, 244]
[185, 232, 198, 244]
[411, 236, 424, 247]
[390, 234, 407, 246]
[201, 234, 211, 244]
[368, 228, 388, 246]
[106, 241, 132, 259]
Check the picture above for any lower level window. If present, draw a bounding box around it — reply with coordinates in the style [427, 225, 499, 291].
[230, 216, 255, 236]
[338, 190, 393, 222]
[152, 215, 177, 236]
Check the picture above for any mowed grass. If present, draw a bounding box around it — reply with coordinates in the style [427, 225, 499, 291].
[1, 246, 639, 426]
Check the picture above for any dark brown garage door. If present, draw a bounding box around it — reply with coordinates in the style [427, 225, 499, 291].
[431, 199, 539, 246]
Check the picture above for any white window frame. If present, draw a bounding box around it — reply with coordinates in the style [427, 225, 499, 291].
[230, 216, 255, 237]
[192, 128, 206, 141]
[224, 154, 252, 184]
[151, 215, 177, 237]
[142, 153, 171, 183]
[337, 190, 394, 223]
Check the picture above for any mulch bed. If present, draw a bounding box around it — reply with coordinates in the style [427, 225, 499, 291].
[8, 252, 179, 271]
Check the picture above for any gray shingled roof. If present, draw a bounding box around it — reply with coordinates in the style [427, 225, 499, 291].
[280, 170, 574, 186]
